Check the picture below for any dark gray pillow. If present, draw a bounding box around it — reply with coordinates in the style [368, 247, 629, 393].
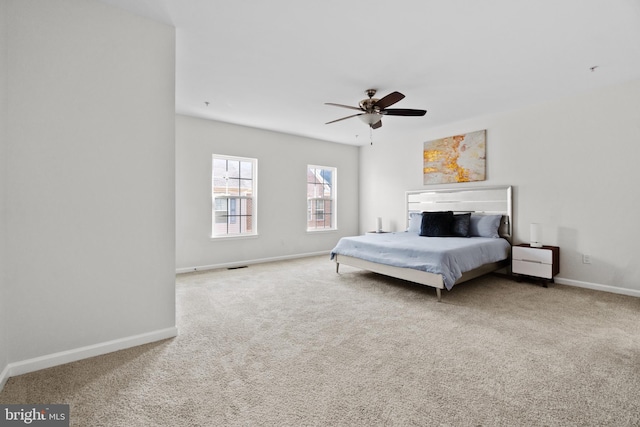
[469, 214, 502, 238]
[420, 211, 454, 237]
[451, 213, 471, 237]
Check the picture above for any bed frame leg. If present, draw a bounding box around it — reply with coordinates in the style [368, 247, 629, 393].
[336, 262, 340, 273]
[436, 288, 441, 302]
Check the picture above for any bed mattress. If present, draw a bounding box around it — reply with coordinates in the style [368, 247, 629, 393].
[330, 232, 511, 290]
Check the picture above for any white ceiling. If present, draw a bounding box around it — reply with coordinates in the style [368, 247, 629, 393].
[99, 0, 640, 145]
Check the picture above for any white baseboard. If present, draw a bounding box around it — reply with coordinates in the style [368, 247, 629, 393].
[0, 326, 177, 392]
[176, 251, 330, 274]
[555, 277, 640, 298]
[0, 363, 10, 391]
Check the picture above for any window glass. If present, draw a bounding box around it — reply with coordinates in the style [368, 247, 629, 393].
[307, 165, 336, 231]
[212, 155, 257, 237]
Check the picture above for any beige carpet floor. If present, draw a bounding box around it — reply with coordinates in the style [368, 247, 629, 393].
[1, 255, 639, 426]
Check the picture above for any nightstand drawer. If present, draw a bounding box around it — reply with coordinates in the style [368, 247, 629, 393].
[512, 259, 554, 279]
[512, 246, 552, 264]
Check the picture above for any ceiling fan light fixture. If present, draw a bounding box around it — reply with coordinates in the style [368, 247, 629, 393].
[359, 112, 382, 126]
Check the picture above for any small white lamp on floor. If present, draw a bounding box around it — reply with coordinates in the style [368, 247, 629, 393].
[530, 223, 543, 247]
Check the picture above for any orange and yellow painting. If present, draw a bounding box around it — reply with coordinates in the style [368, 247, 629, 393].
[423, 130, 486, 184]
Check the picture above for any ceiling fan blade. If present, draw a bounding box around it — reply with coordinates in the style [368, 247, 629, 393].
[325, 113, 363, 125]
[382, 108, 427, 116]
[324, 102, 363, 112]
[371, 120, 382, 129]
[374, 91, 405, 109]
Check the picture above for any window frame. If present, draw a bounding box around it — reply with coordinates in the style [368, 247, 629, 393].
[211, 154, 258, 239]
[306, 164, 337, 232]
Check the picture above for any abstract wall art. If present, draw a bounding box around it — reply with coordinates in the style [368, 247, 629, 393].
[423, 129, 486, 185]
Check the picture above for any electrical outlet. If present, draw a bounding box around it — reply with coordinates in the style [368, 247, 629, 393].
[582, 254, 591, 264]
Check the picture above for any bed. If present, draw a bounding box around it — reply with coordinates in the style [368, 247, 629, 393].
[331, 186, 512, 301]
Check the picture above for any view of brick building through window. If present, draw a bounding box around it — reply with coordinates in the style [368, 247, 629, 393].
[212, 155, 256, 236]
[307, 165, 336, 231]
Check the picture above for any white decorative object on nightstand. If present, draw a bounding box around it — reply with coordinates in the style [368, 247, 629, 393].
[529, 223, 543, 247]
[512, 244, 560, 284]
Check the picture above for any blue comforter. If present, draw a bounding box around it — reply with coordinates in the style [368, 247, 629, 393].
[330, 232, 511, 290]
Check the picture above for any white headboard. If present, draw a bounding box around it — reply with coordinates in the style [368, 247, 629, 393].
[406, 185, 512, 242]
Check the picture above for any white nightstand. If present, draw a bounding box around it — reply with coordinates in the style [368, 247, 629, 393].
[512, 244, 560, 285]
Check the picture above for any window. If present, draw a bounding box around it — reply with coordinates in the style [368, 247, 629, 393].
[307, 165, 336, 231]
[212, 155, 257, 237]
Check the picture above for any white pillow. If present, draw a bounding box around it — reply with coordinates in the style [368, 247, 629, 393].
[407, 212, 422, 234]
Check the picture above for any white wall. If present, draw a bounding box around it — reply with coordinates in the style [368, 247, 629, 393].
[360, 78, 640, 295]
[3, 0, 176, 375]
[0, 0, 9, 385]
[176, 115, 359, 271]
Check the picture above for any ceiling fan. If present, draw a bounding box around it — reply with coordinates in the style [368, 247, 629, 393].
[325, 89, 427, 129]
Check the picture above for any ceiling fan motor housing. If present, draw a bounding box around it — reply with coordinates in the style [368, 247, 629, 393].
[359, 98, 380, 112]
[360, 89, 380, 112]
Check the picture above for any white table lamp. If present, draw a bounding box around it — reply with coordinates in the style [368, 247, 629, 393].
[530, 223, 543, 247]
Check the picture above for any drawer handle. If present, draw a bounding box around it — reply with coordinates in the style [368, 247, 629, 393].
[522, 259, 542, 264]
